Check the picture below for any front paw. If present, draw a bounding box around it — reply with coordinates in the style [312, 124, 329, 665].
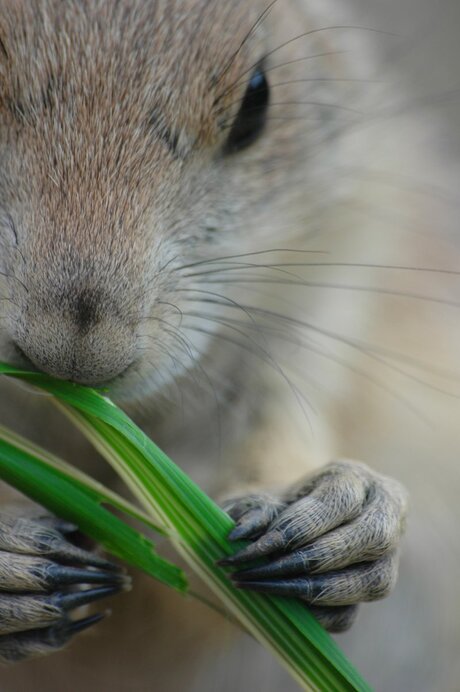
[221, 461, 408, 632]
[0, 508, 130, 663]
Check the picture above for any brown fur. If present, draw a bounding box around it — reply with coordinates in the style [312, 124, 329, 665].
[0, 1, 459, 690]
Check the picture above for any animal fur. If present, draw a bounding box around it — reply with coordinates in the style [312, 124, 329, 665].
[0, 1, 459, 690]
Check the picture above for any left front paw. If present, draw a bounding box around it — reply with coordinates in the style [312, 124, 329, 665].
[221, 460, 408, 632]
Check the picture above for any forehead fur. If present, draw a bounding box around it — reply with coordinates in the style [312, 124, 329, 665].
[0, 0, 263, 142]
[0, 0, 270, 277]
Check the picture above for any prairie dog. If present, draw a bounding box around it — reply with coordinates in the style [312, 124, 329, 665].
[0, 1, 459, 691]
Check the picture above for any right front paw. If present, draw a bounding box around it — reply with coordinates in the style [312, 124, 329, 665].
[0, 509, 130, 663]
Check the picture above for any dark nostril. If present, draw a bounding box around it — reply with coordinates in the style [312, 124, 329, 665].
[74, 290, 100, 333]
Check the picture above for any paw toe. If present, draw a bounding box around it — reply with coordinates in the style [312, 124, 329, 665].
[0, 613, 106, 664]
[309, 605, 359, 633]
[0, 508, 128, 661]
[223, 494, 285, 541]
[232, 553, 399, 606]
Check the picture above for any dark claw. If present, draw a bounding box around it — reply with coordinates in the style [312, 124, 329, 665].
[228, 512, 266, 541]
[48, 543, 121, 572]
[232, 576, 314, 600]
[219, 529, 285, 566]
[228, 505, 282, 542]
[65, 612, 106, 636]
[40, 518, 78, 535]
[231, 550, 311, 580]
[55, 585, 124, 611]
[46, 564, 129, 589]
[0, 613, 108, 663]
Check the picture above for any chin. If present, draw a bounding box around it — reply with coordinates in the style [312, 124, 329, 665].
[102, 359, 179, 408]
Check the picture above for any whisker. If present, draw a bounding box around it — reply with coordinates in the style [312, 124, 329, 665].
[143, 319, 224, 439]
[219, 101, 362, 131]
[270, 77, 382, 88]
[152, 318, 224, 454]
[141, 337, 187, 405]
[173, 248, 328, 273]
[186, 277, 460, 310]
[213, 0, 280, 90]
[189, 264, 460, 277]
[214, 26, 395, 105]
[1, 216, 27, 266]
[182, 300, 460, 394]
[156, 254, 182, 275]
[247, 306, 460, 396]
[195, 306, 460, 386]
[182, 318, 315, 422]
[185, 285, 460, 382]
[156, 300, 184, 325]
[0, 239, 26, 267]
[262, 50, 350, 75]
[175, 286, 272, 352]
[301, 89, 460, 156]
[215, 51, 349, 99]
[0, 295, 21, 311]
[284, 338, 429, 423]
[0, 271, 29, 295]
[182, 314, 428, 422]
[182, 261, 460, 278]
[218, 96, 365, 121]
[179, 297, 313, 418]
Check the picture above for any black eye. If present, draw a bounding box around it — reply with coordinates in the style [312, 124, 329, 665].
[223, 68, 270, 154]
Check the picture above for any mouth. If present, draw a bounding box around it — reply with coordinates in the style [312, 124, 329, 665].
[3, 335, 172, 406]
[7, 342, 128, 396]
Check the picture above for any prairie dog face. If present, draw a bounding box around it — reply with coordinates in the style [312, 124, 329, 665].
[0, 0, 349, 399]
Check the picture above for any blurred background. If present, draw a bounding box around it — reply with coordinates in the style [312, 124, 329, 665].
[331, 2, 460, 689]
[351, 0, 460, 153]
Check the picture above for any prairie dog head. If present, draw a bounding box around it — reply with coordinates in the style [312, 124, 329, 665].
[0, 0, 360, 399]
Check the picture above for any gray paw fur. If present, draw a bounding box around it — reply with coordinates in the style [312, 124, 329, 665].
[221, 460, 408, 633]
[0, 507, 129, 663]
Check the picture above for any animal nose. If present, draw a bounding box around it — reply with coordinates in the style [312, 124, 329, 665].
[12, 328, 135, 385]
[12, 292, 137, 385]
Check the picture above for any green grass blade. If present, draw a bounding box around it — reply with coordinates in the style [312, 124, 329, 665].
[0, 364, 371, 692]
[0, 428, 186, 592]
[0, 423, 167, 536]
[67, 407, 367, 692]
